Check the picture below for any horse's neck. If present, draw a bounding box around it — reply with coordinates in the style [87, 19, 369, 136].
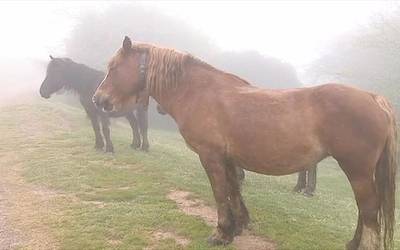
[66, 66, 104, 96]
[152, 62, 246, 120]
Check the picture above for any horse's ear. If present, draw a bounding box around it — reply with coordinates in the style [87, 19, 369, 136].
[49, 55, 54, 60]
[122, 36, 132, 52]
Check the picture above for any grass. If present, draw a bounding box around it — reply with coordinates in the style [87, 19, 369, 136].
[0, 99, 399, 249]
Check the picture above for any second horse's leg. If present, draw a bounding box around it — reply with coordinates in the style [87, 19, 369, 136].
[136, 104, 149, 151]
[86, 112, 103, 150]
[126, 112, 141, 149]
[100, 116, 114, 153]
[304, 165, 317, 197]
[293, 170, 306, 193]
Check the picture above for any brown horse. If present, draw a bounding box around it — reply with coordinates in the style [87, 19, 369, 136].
[93, 37, 397, 250]
[158, 95, 316, 195]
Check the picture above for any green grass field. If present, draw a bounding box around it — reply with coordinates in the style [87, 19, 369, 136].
[0, 99, 399, 249]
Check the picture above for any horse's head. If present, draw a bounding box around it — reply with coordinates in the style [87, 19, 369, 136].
[93, 36, 145, 113]
[39, 56, 73, 99]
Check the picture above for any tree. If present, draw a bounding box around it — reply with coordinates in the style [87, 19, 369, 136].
[306, 9, 400, 109]
[65, 3, 302, 129]
[65, 4, 215, 70]
[211, 50, 301, 88]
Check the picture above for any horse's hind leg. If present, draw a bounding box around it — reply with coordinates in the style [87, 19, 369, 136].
[347, 212, 363, 250]
[126, 112, 141, 149]
[340, 162, 381, 250]
[199, 153, 235, 246]
[100, 116, 114, 153]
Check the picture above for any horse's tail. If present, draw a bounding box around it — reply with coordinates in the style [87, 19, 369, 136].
[374, 95, 398, 250]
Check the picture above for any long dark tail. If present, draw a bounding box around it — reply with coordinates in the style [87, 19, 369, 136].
[375, 95, 398, 250]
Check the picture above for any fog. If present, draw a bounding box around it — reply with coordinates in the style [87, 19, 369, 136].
[1, 3, 400, 248]
[0, 1, 398, 109]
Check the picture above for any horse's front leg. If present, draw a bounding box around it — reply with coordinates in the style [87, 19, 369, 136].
[199, 153, 235, 246]
[100, 116, 114, 153]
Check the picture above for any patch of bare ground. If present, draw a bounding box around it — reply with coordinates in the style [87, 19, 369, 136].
[167, 190, 217, 226]
[145, 230, 190, 250]
[167, 190, 276, 250]
[0, 154, 61, 249]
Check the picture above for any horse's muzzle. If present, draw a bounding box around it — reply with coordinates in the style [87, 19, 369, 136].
[40, 90, 50, 99]
[92, 94, 114, 112]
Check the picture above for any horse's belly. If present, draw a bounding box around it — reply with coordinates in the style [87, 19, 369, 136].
[230, 139, 326, 176]
[235, 153, 322, 175]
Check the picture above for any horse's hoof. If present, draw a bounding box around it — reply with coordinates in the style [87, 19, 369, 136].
[234, 226, 243, 236]
[292, 187, 303, 193]
[130, 143, 140, 149]
[105, 146, 114, 153]
[141, 142, 149, 152]
[303, 190, 314, 197]
[207, 236, 231, 246]
[345, 240, 357, 250]
[207, 230, 233, 246]
[233, 215, 250, 236]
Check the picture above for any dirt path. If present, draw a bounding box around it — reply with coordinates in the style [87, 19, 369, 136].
[0, 105, 66, 250]
[0, 184, 24, 249]
[167, 190, 276, 250]
[0, 154, 59, 249]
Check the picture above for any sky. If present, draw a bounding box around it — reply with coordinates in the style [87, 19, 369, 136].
[0, 1, 397, 69]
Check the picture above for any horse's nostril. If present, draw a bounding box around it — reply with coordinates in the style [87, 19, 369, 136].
[92, 95, 98, 105]
[103, 99, 114, 112]
[93, 95, 113, 112]
[93, 95, 103, 109]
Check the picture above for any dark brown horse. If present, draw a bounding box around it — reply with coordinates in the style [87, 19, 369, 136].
[94, 37, 397, 250]
[293, 165, 317, 196]
[40, 56, 149, 152]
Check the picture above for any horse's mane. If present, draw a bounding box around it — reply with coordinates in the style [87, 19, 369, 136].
[109, 43, 250, 98]
[49, 57, 104, 94]
[142, 44, 187, 98]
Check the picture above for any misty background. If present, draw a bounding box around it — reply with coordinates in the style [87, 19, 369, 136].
[0, 1, 399, 128]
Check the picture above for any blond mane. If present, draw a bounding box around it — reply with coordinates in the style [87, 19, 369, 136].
[141, 44, 188, 98]
[133, 43, 250, 97]
[108, 42, 250, 98]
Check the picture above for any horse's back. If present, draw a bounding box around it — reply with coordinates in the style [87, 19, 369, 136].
[217, 83, 389, 175]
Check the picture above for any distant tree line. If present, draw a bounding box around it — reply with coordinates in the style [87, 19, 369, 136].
[65, 4, 301, 129]
[306, 8, 400, 110]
